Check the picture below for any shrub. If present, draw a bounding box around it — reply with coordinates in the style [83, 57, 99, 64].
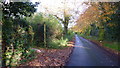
[48, 37, 68, 49]
[26, 13, 63, 47]
[63, 30, 74, 41]
[2, 18, 34, 66]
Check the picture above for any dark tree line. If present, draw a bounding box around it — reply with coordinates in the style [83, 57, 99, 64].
[2, 1, 39, 66]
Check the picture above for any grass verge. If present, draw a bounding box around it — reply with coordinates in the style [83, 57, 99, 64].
[79, 34, 119, 52]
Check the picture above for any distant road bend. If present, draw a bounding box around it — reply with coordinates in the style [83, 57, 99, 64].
[66, 34, 118, 66]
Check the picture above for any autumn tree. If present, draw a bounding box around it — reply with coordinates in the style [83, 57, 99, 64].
[73, 2, 120, 41]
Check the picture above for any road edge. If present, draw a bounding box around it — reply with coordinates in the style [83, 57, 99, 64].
[64, 36, 76, 66]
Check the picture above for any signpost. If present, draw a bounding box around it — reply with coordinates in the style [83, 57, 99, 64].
[44, 23, 46, 47]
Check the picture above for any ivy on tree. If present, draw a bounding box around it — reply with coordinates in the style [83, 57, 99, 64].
[2, 1, 39, 67]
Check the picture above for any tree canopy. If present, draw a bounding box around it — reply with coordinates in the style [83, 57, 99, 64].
[72, 2, 120, 41]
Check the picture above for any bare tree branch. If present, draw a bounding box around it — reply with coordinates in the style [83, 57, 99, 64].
[53, 15, 63, 22]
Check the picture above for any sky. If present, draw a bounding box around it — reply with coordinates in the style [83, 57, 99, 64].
[31, 0, 89, 28]
[3, 0, 89, 28]
[3, 0, 120, 28]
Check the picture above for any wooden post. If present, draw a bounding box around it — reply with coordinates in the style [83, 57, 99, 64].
[44, 23, 46, 47]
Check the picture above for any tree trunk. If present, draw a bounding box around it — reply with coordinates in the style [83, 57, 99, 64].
[63, 22, 68, 35]
[64, 25, 68, 34]
[2, 40, 7, 67]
